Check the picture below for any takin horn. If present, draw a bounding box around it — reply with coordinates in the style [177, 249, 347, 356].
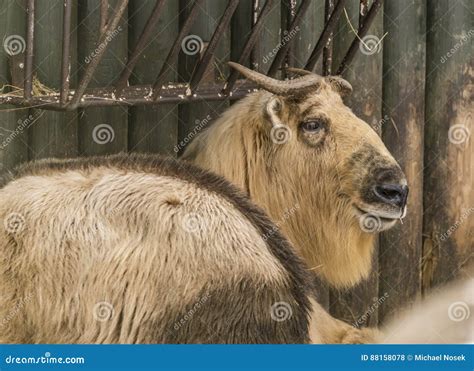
[228, 61, 323, 96]
[285, 67, 353, 97]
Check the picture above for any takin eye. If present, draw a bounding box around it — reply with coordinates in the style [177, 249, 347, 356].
[300, 119, 327, 133]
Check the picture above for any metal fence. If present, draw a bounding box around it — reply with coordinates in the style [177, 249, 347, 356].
[0, 0, 472, 327]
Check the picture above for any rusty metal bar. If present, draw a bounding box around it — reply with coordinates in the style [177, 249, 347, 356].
[115, 0, 166, 96]
[60, 0, 73, 106]
[222, 0, 275, 95]
[336, 0, 383, 75]
[24, 0, 35, 100]
[188, 0, 240, 93]
[322, 0, 335, 75]
[267, 0, 312, 77]
[100, 0, 109, 33]
[360, 0, 369, 20]
[0, 80, 257, 110]
[304, 0, 346, 72]
[152, 0, 204, 99]
[68, 0, 129, 109]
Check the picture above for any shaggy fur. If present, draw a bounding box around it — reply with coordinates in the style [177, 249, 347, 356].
[184, 80, 406, 288]
[381, 278, 474, 344]
[0, 153, 376, 344]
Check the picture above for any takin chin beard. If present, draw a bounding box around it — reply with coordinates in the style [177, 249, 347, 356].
[292, 217, 379, 289]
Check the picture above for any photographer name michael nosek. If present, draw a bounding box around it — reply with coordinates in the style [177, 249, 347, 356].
[361, 353, 467, 362]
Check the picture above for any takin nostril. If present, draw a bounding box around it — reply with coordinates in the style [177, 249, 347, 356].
[373, 184, 409, 208]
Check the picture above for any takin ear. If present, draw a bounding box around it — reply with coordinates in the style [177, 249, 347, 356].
[264, 95, 284, 126]
[326, 76, 353, 97]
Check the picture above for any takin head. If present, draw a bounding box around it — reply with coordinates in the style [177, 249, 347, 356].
[183, 62, 408, 288]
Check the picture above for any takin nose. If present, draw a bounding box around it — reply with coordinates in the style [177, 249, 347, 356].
[372, 183, 409, 208]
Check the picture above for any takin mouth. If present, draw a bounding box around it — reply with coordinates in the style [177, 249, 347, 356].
[353, 205, 407, 232]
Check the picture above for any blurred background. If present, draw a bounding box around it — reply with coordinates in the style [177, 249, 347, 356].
[0, 0, 472, 327]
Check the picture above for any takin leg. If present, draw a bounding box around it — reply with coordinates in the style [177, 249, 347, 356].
[308, 298, 381, 344]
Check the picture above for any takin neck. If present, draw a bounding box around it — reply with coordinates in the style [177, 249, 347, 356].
[184, 92, 376, 288]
